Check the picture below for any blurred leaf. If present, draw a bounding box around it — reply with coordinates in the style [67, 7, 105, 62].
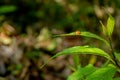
[114, 78, 120, 80]
[26, 51, 40, 59]
[86, 64, 116, 80]
[67, 64, 96, 80]
[89, 55, 97, 65]
[0, 5, 17, 14]
[15, 63, 22, 70]
[12, 64, 22, 75]
[106, 14, 115, 37]
[115, 52, 120, 62]
[8, 64, 22, 75]
[52, 45, 113, 62]
[0, 77, 8, 80]
[100, 21, 107, 36]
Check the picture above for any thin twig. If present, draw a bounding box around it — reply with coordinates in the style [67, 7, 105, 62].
[108, 37, 120, 68]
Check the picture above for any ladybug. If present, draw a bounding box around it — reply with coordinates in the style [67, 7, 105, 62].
[75, 30, 80, 35]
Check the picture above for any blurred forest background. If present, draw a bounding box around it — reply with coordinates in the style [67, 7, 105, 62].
[0, 0, 120, 80]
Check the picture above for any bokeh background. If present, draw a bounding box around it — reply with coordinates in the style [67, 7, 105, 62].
[0, 0, 120, 80]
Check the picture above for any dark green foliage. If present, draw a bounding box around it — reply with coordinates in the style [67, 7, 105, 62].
[68, 64, 96, 80]
[68, 64, 116, 80]
[0, 5, 17, 14]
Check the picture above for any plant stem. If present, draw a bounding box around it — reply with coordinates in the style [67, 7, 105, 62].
[102, 60, 110, 67]
[73, 54, 80, 70]
[108, 37, 120, 68]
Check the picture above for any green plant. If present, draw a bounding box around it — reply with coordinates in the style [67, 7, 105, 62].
[42, 14, 120, 80]
[0, 5, 17, 15]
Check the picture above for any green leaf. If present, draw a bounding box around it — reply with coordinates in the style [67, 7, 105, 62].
[115, 52, 120, 62]
[67, 64, 96, 80]
[114, 78, 120, 80]
[68, 64, 116, 80]
[80, 31, 109, 45]
[41, 45, 114, 69]
[86, 64, 116, 80]
[107, 14, 115, 37]
[100, 21, 107, 36]
[52, 45, 113, 63]
[0, 5, 17, 14]
[55, 31, 109, 46]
